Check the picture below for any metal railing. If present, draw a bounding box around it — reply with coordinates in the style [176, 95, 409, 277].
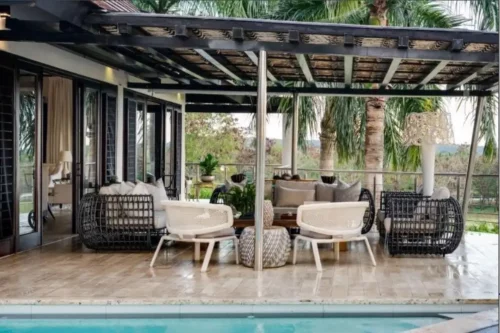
[186, 162, 498, 224]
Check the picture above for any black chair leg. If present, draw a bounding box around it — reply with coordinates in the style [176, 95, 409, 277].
[47, 205, 55, 220]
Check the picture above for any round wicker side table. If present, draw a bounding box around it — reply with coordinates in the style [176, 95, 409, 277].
[239, 226, 291, 268]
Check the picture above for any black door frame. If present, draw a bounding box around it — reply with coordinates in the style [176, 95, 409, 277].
[14, 61, 44, 252]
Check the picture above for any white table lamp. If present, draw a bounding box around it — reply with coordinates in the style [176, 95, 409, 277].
[403, 112, 453, 196]
[59, 150, 72, 178]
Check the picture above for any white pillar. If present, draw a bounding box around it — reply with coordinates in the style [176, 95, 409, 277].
[281, 114, 292, 167]
[180, 106, 186, 201]
[420, 143, 436, 196]
[254, 50, 267, 272]
[291, 93, 299, 175]
[115, 85, 124, 182]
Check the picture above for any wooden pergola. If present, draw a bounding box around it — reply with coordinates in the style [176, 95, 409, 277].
[1, 1, 497, 270]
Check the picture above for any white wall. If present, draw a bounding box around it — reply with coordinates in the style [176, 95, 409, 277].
[0, 41, 185, 183]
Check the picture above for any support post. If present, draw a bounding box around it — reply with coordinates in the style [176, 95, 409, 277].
[462, 97, 486, 221]
[420, 143, 436, 196]
[291, 92, 299, 175]
[281, 114, 292, 167]
[254, 50, 267, 271]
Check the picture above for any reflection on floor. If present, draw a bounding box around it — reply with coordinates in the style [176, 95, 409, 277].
[42, 207, 74, 245]
[0, 232, 496, 305]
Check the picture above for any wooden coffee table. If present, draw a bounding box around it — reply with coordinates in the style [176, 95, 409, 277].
[233, 216, 348, 251]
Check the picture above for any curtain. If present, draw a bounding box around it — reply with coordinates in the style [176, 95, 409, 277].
[44, 77, 73, 164]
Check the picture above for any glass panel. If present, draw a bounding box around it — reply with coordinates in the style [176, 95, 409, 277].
[136, 103, 144, 182]
[18, 72, 37, 235]
[146, 112, 155, 179]
[83, 88, 98, 194]
[105, 95, 117, 183]
[164, 109, 172, 187]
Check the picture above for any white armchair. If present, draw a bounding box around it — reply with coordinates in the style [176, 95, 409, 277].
[293, 202, 376, 271]
[150, 201, 239, 272]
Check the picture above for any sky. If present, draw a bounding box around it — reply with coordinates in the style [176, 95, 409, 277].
[234, 2, 497, 145]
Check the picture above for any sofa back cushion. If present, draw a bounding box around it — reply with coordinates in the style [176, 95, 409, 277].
[275, 187, 315, 207]
[334, 180, 361, 202]
[274, 180, 316, 205]
[315, 183, 336, 202]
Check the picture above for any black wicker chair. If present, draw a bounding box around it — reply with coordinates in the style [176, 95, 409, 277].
[384, 196, 463, 256]
[78, 193, 166, 251]
[210, 185, 376, 234]
[377, 191, 424, 238]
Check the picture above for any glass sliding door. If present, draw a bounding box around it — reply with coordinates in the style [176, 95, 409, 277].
[83, 87, 98, 194]
[16, 68, 42, 251]
[136, 102, 145, 182]
[146, 111, 155, 179]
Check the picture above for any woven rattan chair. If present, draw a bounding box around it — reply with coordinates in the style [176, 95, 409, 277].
[150, 201, 239, 272]
[384, 196, 463, 256]
[293, 202, 376, 271]
[78, 193, 165, 251]
[377, 191, 424, 238]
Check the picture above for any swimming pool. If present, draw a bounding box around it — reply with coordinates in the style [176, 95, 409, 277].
[0, 317, 446, 333]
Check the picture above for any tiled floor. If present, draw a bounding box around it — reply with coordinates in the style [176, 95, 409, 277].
[0, 232, 497, 305]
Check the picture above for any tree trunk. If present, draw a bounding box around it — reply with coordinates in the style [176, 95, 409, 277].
[319, 97, 335, 176]
[365, 0, 388, 213]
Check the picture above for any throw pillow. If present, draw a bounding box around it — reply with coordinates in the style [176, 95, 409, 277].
[140, 180, 169, 211]
[225, 178, 247, 191]
[127, 182, 152, 217]
[99, 186, 121, 218]
[336, 179, 350, 190]
[334, 180, 361, 202]
[315, 182, 336, 202]
[428, 187, 451, 217]
[275, 187, 315, 207]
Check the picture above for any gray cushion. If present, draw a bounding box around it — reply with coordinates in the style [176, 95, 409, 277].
[336, 179, 350, 189]
[197, 227, 235, 238]
[300, 229, 332, 239]
[334, 180, 361, 202]
[154, 210, 167, 229]
[275, 187, 315, 207]
[384, 217, 437, 233]
[274, 180, 315, 205]
[315, 183, 336, 202]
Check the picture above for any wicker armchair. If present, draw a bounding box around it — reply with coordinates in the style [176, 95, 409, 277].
[377, 191, 426, 237]
[384, 196, 463, 256]
[78, 193, 166, 251]
[210, 185, 375, 234]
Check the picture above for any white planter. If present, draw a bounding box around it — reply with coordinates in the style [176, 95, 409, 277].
[201, 175, 215, 183]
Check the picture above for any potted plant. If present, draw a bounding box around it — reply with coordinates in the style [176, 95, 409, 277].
[199, 153, 218, 182]
[223, 183, 256, 218]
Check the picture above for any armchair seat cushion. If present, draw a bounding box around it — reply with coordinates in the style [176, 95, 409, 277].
[300, 229, 332, 239]
[384, 217, 437, 233]
[197, 227, 236, 239]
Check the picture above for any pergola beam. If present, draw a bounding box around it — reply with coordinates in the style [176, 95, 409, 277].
[462, 97, 486, 222]
[0, 30, 495, 64]
[85, 13, 499, 45]
[416, 60, 449, 89]
[127, 82, 493, 97]
[381, 58, 401, 88]
[195, 49, 243, 83]
[245, 51, 279, 83]
[185, 104, 277, 113]
[296, 54, 315, 85]
[447, 63, 497, 90]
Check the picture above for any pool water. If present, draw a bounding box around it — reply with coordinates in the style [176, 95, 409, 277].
[0, 317, 446, 333]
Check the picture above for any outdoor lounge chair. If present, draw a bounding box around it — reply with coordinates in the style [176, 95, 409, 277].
[150, 201, 239, 272]
[383, 196, 463, 256]
[292, 202, 376, 271]
[376, 190, 425, 237]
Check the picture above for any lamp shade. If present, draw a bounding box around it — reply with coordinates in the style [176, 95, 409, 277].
[59, 150, 72, 163]
[403, 111, 453, 146]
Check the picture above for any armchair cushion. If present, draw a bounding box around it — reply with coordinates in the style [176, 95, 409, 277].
[275, 187, 315, 207]
[334, 180, 361, 202]
[300, 229, 332, 239]
[274, 180, 315, 205]
[384, 217, 437, 233]
[315, 183, 336, 202]
[198, 227, 236, 238]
